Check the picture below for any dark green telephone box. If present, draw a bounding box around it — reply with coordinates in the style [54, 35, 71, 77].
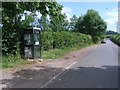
[24, 27, 41, 59]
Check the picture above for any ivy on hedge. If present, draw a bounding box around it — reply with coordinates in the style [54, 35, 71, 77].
[41, 31, 94, 50]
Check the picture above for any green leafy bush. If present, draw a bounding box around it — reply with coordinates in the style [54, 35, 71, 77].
[41, 31, 94, 50]
[110, 35, 120, 46]
[91, 36, 100, 44]
[2, 31, 97, 68]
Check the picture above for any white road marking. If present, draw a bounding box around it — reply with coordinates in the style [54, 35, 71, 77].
[41, 70, 64, 88]
[41, 61, 77, 88]
[66, 62, 77, 69]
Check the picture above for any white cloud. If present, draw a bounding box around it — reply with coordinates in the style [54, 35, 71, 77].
[62, 7, 72, 13]
[62, 7, 73, 22]
[105, 17, 117, 25]
[105, 8, 118, 17]
[105, 8, 118, 31]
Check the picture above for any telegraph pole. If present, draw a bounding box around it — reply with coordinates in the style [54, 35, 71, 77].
[117, 1, 120, 34]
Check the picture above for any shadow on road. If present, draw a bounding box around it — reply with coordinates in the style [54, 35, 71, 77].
[1, 65, 119, 88]
[45, 65, 119, 88]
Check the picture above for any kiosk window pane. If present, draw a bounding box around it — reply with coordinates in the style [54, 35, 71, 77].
[25, 47, 33, 58]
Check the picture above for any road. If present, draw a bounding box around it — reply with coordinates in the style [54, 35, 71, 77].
[44, 39, 119, 88]
[1, 39, 119, 88]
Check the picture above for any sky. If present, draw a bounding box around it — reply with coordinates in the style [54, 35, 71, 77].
[58, 2, 118, 32]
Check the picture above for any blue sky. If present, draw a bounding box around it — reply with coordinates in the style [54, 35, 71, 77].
[58, 2, 118, 32]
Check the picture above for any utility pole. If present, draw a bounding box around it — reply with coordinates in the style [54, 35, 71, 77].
[117, 1, 120, 34]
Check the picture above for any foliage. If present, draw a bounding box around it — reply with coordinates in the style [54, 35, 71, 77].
[68, 15, 78, 31]
[41, 31, 93, 50]
[38, 15, 50, 31]
[75, 9, 107, 36]
[2, 53, 33, 68]
[91, 36, 101, 43]
[50, 13, 69, 31]
[110, 35, 120, 46]
[106, 34, 114, 38]
[106, 30, 118, 35]
[2, 2, 105, 69]
[42, 43, 93, 59]
[2, 2, 64, 55]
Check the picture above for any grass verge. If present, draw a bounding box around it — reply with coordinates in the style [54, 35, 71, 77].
[1, 43, 94, 68]
[1, 54, 34, 68]
[1, 60, 33, 69]
[42, 43, 94, 59]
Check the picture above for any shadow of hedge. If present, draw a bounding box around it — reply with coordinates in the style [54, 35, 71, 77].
[1, 65, 119, 88]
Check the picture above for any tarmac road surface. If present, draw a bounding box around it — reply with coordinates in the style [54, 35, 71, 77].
[44, 39, 119, 88]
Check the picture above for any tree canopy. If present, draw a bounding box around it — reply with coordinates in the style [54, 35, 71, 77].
[2, 3, 107, 56]
[2, 2, 65, 55]
[106, 30, 118, 35]
[68, 15, 78, 31]
[75, 9, 107, 36]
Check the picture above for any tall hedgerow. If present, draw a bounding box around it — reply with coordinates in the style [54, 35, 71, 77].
[110, 35, 120, 46]
[41, 31, 94, 50]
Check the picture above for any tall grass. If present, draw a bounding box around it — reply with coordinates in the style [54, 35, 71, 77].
[1, 53, 33, 68]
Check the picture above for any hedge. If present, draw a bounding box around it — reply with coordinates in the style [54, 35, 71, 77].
[41, 31, 95, 50]
[110, 34, 120, 46]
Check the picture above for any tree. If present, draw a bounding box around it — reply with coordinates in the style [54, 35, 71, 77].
[2, 2, 64, 55]
[62, 18, 69, 31]
[38, 15, 50, 31]
[106, 30, 118, 35]
[50, 13, 69, 32]
[69, 15, 78, 31]
[75, 9, 107, 36]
